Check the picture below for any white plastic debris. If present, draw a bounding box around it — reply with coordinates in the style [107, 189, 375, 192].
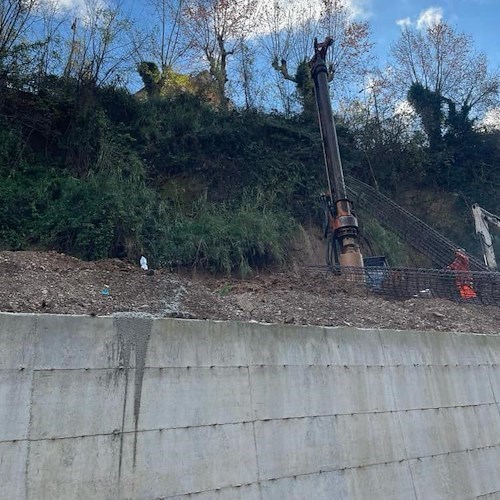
[140, 256, 148, 271]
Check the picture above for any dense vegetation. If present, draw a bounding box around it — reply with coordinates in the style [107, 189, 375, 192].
[1, 1, 499, 273]
[0, 83, 315, 273]
[2, 76, 499, 272]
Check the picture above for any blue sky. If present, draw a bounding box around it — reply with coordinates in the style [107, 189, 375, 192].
[48, 0, 499, 102]
[365, 0, 500, 68]
[54, 0, 499, 69]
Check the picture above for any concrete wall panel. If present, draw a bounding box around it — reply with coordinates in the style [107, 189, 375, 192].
[0, 370, 32, 441]
[146, 319, 247, 368]
[0, 314, 35, 369]
[379, 329, 463, 365]
[122, 366, 252, 431]
[488, 365, 500, 404]
[344, 462, 416, 500]
[241, 323, 338, 366]
[166, 484, 261, 500]
[2, 313, 500, 500]
[331, 327, 385, 366]
[242, 323, 384, 366]
[35, 315, 119, 369]
[477, 493, 500, 499]
[30, 369, 126, 439]
[260, 470, 348, 499]
[119, 423, 258, 499]
[0, 441, 28, 500]
[451, 333, 500, 365]
[255, 412, 405, 480]
[399, 404, 500, 459]
[27, 434, 120, 500]
[483, 334, 500, 364]
[389, 365, 495, 409]
[410, 446, 500, 499]
[381, 330, 500, 367]
[249, 365, 395, 420]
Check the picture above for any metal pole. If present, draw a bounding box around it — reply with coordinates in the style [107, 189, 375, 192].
[310, 37, 363, 269]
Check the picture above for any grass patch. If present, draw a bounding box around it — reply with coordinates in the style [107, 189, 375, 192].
[146, 193, 298, 276]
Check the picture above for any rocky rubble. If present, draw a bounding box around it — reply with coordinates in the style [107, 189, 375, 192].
[1, 251, 499, 334]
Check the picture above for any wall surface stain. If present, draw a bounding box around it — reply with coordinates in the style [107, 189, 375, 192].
[114, 316, 152, 476]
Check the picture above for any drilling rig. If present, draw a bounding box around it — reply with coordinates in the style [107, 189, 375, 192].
[307, 38, 500, 306]
[309, 37, 363, 270]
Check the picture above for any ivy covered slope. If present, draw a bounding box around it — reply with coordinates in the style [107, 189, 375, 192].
[0, 81, 330, 275]
[2, 74, 500, 274]
[2, 1, 500, 274]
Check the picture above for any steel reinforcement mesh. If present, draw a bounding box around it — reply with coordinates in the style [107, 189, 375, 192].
[318, 265, 500, 306]
[314, 177, 500, 304]
[345, 176, 489, 272]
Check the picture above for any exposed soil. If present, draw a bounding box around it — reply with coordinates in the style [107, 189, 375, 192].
[1, 250, 499, 334]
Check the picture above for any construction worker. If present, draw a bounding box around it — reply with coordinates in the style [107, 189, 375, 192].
[448, 249, 477, 299]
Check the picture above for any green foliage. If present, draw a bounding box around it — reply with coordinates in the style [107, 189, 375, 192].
[0, 168, 151, 259]
[407, 82, 444, 151]
[360, 216, 409, 266]
[294, 60, 316, 121]
[39, 173, 151, 260]
[0, 81, 300, 273]
[0, 119, 26, 176]
[135, 93, 216, 172]
[349, 114, 428, 192]
[144, 193, 297, 276]
[138, 62, 162, 97]
[2, 70, 500, 271]
[0, 170, 44, 250]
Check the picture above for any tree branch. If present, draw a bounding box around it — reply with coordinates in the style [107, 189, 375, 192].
[272, 57, 297, 83]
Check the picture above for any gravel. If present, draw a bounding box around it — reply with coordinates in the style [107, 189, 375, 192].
[1, 251, 499, 334]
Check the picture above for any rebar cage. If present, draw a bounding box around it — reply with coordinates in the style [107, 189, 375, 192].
[319, 265, 500, 306]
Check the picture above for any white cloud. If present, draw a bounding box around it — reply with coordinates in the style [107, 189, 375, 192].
[57, 0, 81, 8]
[416, 7, 443, 29]
[396, 17, 411, 27]
[40, 0, 107, 18]
[40, 0, 84, 10]
[394, 99, 415, 117]
[346, 0, 372, 20]
[478, 108, 500, 131]
[256, 0, 371, 37]
[396, 6, 443, 30]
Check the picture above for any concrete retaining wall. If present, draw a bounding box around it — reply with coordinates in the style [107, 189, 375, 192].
[1, 312, 500, 499]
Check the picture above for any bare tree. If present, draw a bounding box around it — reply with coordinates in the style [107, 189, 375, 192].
[0, 0, 38, 57]
[319, 0, 371, 82]
[133, 0, 193, 98]
[34, 0, 68, 88]
[391, 21, 499, 116]
[65, 0, 137, 88]
[147, 0, 188, 71]
[263, 0, 372, 115]
[0, 0, 42, 89]
[181, 0, 260, 109]
[238, 41, 254, 109]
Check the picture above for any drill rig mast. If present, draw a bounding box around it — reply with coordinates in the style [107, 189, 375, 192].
[310, 37, 363, 269]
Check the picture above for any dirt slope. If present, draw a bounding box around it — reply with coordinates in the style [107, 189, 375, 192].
[1, 251, 499, 334]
